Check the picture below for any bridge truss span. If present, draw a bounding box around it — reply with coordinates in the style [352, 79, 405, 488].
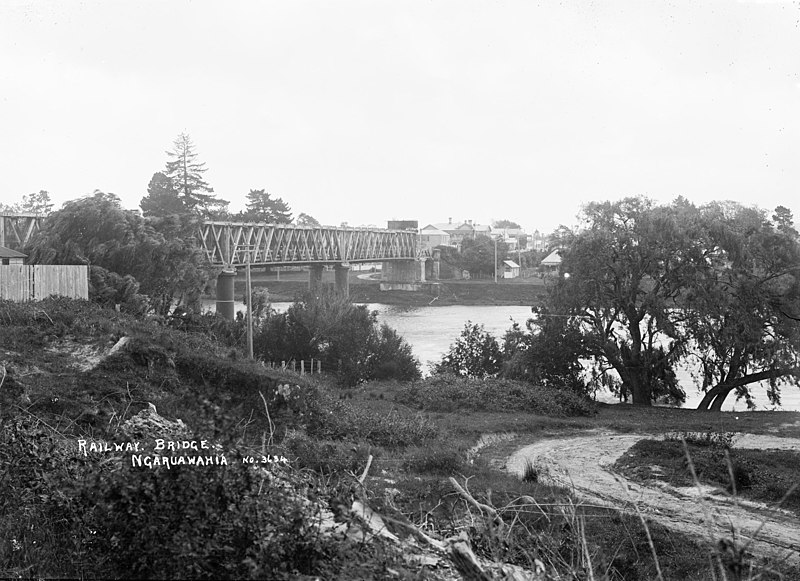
[199, 222, 425, 267]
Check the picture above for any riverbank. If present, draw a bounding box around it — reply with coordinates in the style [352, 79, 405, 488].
[227, 275, 548, 306]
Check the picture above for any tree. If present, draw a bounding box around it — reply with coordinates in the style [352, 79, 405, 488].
[164, 133, 228, 217]
[140, 172, 186, 217]
[254, 290, 419, 386]
[772, 205, 799, 239]
[0, 191, 53, 214]
[494, 219, 521, 229]
[503, 312, 590, 394]
[546, 197, 701, 406]
[460, 235, 508, 278]
[244, 189, 293, 223]
[296, 213, 321, 227]
[21, 190, 54, 214]
[686, 202, 800, 411]
[25, 191, 210, 315]
[434, 322, 503, 378]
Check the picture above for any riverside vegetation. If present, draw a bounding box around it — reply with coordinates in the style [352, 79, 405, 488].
[1, 297, 799, 580]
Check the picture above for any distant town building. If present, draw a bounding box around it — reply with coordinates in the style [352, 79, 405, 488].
[419, 225, 451, 250]
[387, 220, 419, 231]
[503, 260, 520, 279]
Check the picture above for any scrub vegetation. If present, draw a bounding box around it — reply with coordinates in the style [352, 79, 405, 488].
[2, 298, 799, 580]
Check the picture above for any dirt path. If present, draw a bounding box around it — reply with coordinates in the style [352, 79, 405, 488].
[506, 431, 800, 565]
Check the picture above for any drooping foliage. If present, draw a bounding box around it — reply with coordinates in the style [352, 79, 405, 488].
[24, 191, 210, 315]
[537, 196, 800, 408]
[684, 202, 800, 410]
[545, 197, 697, 405]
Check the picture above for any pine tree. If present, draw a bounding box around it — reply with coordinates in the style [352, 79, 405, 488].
[21, 190, 54, 215]
[163, 133, 228, 216]
[140, 172, 186, 217]
[244, 189, 293, 223]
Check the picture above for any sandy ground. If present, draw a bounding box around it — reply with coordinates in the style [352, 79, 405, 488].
[506, 431, 800, 565]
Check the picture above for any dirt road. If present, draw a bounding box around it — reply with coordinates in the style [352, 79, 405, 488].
[506, 431, 800, 564]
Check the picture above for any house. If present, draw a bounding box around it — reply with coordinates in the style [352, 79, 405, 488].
[0, 245, 26, 265]
[540, 249, 562, 272]
[503, 260, 520, 279]
[419, 225, 451, 250]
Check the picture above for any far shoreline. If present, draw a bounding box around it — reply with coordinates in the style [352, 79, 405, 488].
[215, 276, 549, 308]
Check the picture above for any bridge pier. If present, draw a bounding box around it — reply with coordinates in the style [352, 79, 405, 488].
[380, 258, 439, 292]
[308, 264, 324, 292]
[334, 263, 350, 297]
[216, 269, 236, 321]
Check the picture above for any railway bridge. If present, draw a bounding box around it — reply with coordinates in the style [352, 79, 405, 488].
[199, 221, 439, 317]
[0, 214, 437, 318]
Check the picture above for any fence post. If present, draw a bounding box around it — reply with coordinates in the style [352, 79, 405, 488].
[281, 360, 286, 370]
[292, 360, 296, 372]
[318, 360, 322, 374]
[301, 360, 305, 376]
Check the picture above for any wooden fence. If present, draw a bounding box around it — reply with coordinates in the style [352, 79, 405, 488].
[0, 265, 89, 301]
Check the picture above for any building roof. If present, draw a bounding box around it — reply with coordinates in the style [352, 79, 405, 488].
[540, 250, 562, 266]
[503, 260, 520, 268]
[420, 227, 450, 236]
[0, 245, 27, 259]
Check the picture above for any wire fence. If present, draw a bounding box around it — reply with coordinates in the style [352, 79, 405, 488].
[265, 359, 323, 376]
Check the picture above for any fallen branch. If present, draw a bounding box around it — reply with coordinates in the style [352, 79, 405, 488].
[358, 454, 373, 485]
[258, 390, 275, 449]
[449, 476, 504, 530]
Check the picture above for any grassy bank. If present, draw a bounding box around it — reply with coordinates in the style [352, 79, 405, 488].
[2, 298, 799, 579]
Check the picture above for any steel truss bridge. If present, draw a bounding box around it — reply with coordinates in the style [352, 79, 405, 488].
[0, 214, 428, 268]
[0, 213, 43, 249]
[199, 222, 426, 267]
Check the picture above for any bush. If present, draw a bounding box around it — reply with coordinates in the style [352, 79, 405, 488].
[396, 375, 594, 417]
[254, 291, 420, 386]
[434, 322, 503, 378]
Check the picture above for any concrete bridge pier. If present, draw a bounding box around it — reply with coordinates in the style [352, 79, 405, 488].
[216, 268, 237, 320]
[308, 264, 324, 292]
[334, 263, 350, 297]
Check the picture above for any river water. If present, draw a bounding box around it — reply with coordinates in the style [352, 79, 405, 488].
[206, 300, 800, 412]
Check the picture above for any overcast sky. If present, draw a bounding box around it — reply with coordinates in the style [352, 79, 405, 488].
[1, 0, 798, 234]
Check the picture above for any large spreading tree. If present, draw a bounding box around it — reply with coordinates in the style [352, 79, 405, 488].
[684, 202, 800, 410]
[545, 197, 704, 405]
[25, 191, 210, 315]
[544, 196, 800, 408]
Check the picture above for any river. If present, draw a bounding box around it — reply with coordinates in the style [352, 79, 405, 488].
[205, 300, 800, 412]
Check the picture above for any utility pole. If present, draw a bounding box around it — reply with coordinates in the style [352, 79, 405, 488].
[494, 236, 498, 284]
[246, 252, 254, 359]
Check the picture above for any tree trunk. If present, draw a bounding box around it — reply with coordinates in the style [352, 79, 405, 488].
[628, 371, 651, 406]
[697, 368, 800, 411]
[709, 391, 731, 412]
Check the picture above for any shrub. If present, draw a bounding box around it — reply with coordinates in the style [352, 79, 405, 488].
[254, 291, 420, 386]
[434, 322, 503, 378]
[664, 430, 740, 449]
[396, 375, 594, 417]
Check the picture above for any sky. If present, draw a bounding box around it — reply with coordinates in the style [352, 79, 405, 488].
[1, 0, 799, 235]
